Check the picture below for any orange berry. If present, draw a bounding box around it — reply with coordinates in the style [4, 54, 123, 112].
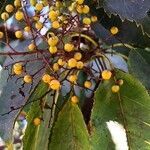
[24, 26, 31, 32]
[101, 70, 112, 80]
[15, 11, 24, 21]
[58, 59, 65, 66]
[33, 118, 41, 126]
[42, 74, 53, 83]
[118, 79, 124, 86]
[110, 26, 119, 35]
[14, 69, 22, 75]
[14, 0, 21, 7]
[15, 31, 23, 39]
[69, 75, 77, 83]
[64, 43, 74, 52]
[76, 61, 84, 69]
[35, 21, 43, 30]
[24, 75, 32, 83]
[1, 12, 9, 20]
[68, 58, 77, 68]
[76, 5, 83, 13]
[111, 85, 120, 93]
[53, 63, 59, 72]
[91, 16, 98, 22]
[71, 96, 79, 104]
[82, 5, 90, 14]
[74, 52, 82, 61]
[49, 79, 61, 90]
[5, 4, 14, 13]
[48, 36, 59, 46]
[49, 46, 57, 54]
[84, 81, 92, 88]
[52, 21, 60, 29]
[49, 10, 58, 21]
[13, 63, 23, 71]
[35, 3, 43, 11]
[76, 0, 84, 5]
[28, 43, 36, 51]
[0, 32, 4, 39]
[83, 17, 91, 25]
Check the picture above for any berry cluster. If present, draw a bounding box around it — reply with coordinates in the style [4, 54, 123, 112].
[0, 0, 121, 125]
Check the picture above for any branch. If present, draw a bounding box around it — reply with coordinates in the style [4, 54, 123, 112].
[0, 50, 48, 56]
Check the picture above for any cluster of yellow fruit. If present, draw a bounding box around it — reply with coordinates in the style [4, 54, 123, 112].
[0, 0, 121, 111]
[42, 74, 61, 90]
[13, 63, 32, 83]
[68, 0, 98, 25]
[47, 33, 85, 71]
[101, 70, 123, 93]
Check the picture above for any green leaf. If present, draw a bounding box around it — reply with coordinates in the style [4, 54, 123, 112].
[90, 69, 150, 149]
[90, 8, 150, 48]
[128, 49, 150, 90]
[49, 101, 90, 150]
[95, 0, 150, 36]
[23, 82, 50, 150]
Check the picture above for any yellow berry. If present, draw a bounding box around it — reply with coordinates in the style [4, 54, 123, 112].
[101, 70, 112, 80]
[13, 63, 23, 71]
[14, 69, 22, 75]
[35, 21, 43, 30]
[24, 75, 32, 83]
[71, 96, 79, 104]
[53, 63, 59, 71]
[69, 75, 77, 83]
[110, 26, 119, 35]
[48, 36, 59, 46]
[64, 43, 74, 52]
[83, 17, 91, 25]
[55, 1, 62, 8]
[15, 31, 23, 39]
[42, 0, 48, 6]
[33, 118, 41, 126]
[33, 16, 40, 21]
[15, 11, 24, 21]
[49, 46, 57, 54]
[111, 85, 120, 93]
[1, 12, 9, 20]
[84, 81, 92, 88]
[68, 2, 76, 12]
[24, 26, 31, 32]
[74, 52, 82, 60]
[76, 5, 83, 13]
[76, 0, 84, 5]
[91, 16, 98, 22]
[82, 5, 90, 14]
[52, 21, 60, 29]
[49, 10, 58, 21]
[76, 61, 84, 69]
[58, 59, 65, 66]
[49, 79, 61, 90]
[68, 58, 77, 68]
[42, 74, 53, 83]
[0, 32, 4, 39]
[118, 79, 124, 86]
[28, 43, 36, 51]
[14, 0, 21, 7]
[5, 4, 14, 13]
[35, 3, 43, 11]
